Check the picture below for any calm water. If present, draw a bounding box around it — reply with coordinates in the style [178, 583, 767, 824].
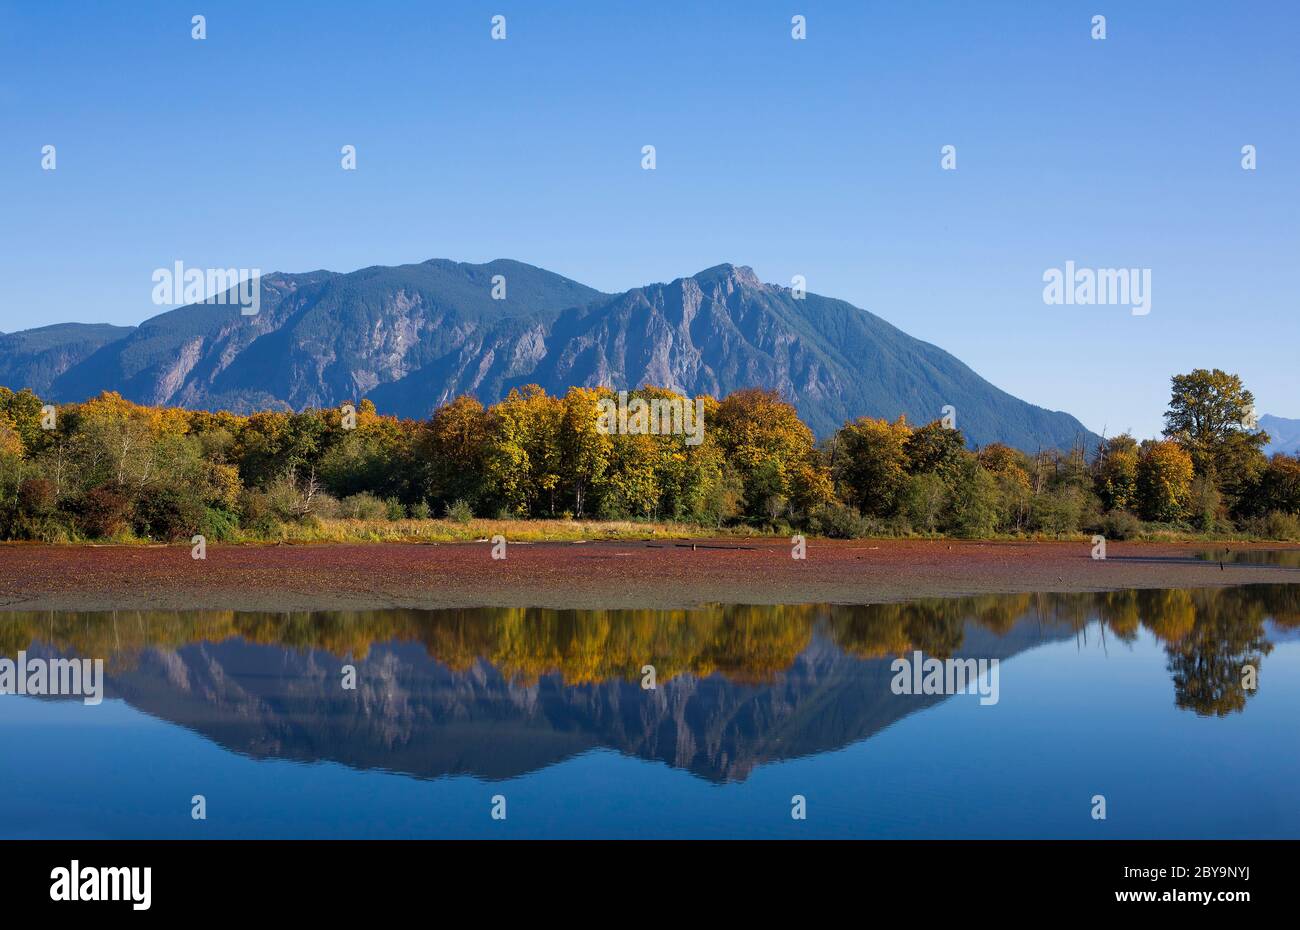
[1197, 548, 1300, 569]
[2, 586, 1298, 839]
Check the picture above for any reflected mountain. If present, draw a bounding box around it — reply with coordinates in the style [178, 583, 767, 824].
[4, 585, 1297, 782]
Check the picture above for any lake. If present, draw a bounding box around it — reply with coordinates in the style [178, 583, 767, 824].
[2, 585, 1298, 839]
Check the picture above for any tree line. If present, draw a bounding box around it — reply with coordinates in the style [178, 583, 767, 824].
[1, 368, 1296, 542]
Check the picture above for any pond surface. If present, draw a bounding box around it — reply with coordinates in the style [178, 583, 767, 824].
[1196, 548, 1300, 569]
[2, 586, 1298, 838]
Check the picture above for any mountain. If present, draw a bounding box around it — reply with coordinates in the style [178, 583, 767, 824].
[46, 259, 605, 415]
[4, 258, 1099, 450]
[1260, 414, 1300, 456]
[0, 323, 136, 396]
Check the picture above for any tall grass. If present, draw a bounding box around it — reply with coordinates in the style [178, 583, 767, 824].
[247, 517, 750, 544]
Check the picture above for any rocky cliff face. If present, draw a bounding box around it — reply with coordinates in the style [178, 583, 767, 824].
[5, 258, 1098, 450]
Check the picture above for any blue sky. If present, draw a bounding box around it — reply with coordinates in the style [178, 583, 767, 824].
[1, 0, 1296, 437]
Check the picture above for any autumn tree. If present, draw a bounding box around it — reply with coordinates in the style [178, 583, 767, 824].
[3, 369, 1297, 543]
[318, 400, 416, 502]
[1094, 433, 1139, 512]
[599, 430, 661, 518]
[417, 395, 490, 511]
[671, 395, 736, 523]
[788, 460, 836, 518]
[235, 409, 330, 488]
[558, 387, 612, 518]
[483, 386, 564, 516]
[712, 389, 816, 522]
[1240, 453, 1300, 518]
[1136, 439, 1194, 522]
[904, 421, 967, 484]
[0, 411, 22, 461]
[1163, 369, 1268, 507]
[0, 412, 25, 537]
[976, 443, 1032, 532]
[0, 387, 47, 454]
[833, 416, 912, 517]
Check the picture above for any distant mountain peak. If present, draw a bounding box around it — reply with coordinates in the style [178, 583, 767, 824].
[1260, 414, 1300, 456]
[690, 263, 762, 289]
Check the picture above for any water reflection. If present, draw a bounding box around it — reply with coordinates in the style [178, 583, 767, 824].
[2, 585, 1297, 783]
[1197, 548, 1300, 569]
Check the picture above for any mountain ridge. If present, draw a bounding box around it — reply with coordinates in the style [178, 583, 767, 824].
[3, 258, 1099, 451]
[1260, 414, 1300, 456]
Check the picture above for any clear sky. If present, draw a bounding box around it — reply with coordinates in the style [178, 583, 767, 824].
[2, 0, 1296, 437]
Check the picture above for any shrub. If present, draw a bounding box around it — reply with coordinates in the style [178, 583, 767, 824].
[409, 499, 432, 520]
[383, 496, 406, 520]
[73, 484, 133, 539]
[1099, 509, 1143, 541]
[338, 492, 387, 520]
[308, 492, 340, 519]
[264, 471, 314, 521]
[1032, 487, 1084, 536]
[18, 478, 57, 517]
[444, 499, 474, 524]
[237, 489, 282, 537]
[34, 519, 74, 544]
[805, 501, 871, 538]
[200, 506, 241, 542]
[1253, 510, 1300, 541]
[134, 485, 206, 540]
[8, 511, 75, 543]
